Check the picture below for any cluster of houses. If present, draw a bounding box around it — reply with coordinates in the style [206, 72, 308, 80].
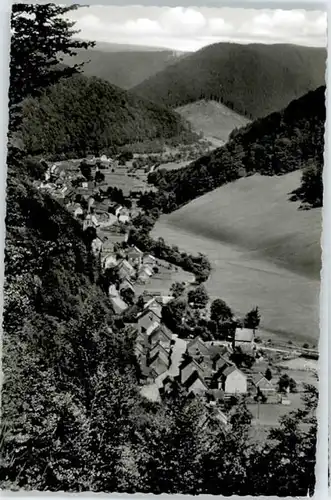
[133, 299, 279, 408]
[37, 156, 285, 426]
[101, 244, 164, 314]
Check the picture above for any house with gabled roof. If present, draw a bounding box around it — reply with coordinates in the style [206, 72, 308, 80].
[233, 327, 255, 351]
[116, 259, 135, 280]
[251, 373, 276, 396]
[119, 277, 135, 294]
[137, 264, 153, 284]
[149, 342, 170, 365]
[127, 245, 143, 267]
[144, 299, 162, 319]
[149, 325, 173, 349]
[103, 253, 118, 269]
[220, 365, 247, 394]
[187, 336, 211, 358]
[83, 213, 99, 231]
[148, 350, 169, 378]
[183, 371, 208, 396]
[179, 357, 207, 386]
[136, 308, 161, 337]
[143, 253, 156, 267]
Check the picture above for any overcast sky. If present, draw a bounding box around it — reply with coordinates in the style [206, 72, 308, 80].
[67, 6, 327, 52]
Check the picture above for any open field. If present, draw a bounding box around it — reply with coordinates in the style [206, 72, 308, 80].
[103, 170, 155, 196]
[152, 172, 321, 344]
[134, 260, 194, 296]
[176, 99, 250, 144]
[156, 160, 192, 171]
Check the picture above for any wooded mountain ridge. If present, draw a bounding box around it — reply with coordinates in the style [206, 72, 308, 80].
[19, 73, 196, 159]
[60, 46, 186, 89]
[132, 42, 326, 120]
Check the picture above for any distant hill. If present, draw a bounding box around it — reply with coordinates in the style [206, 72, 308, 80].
[149, 86, 325, 209]
[132, 42, 326, 119]
[19, 74, 195, 158]
[176, 99, 250, 145]
[76, 39, 184, 53]
[61, 45, 186, 89]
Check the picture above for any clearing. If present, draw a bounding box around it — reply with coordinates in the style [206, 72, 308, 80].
[176, 99, 250, 145]
[152, 172, 321, 344]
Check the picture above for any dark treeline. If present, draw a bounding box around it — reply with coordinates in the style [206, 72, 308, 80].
[148, 86, 325, 211]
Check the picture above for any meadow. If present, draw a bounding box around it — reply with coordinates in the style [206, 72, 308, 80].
[103, 169, 154, 196]
[176, 99, 250, 144]
[152, 172, 321, 344]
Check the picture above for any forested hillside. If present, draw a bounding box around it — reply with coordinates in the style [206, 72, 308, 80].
[61, 47, 185, 89]
[19, 74, 196, 158]
[148, 86, 325, 210]
[133, 43, 326, 119]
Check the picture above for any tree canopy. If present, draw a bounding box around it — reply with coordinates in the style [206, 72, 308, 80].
[9, 4, 94, 124]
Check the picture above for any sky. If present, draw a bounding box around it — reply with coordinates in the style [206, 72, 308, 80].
[67, 6, 327, 52]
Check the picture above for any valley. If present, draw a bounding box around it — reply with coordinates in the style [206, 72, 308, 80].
[4, 6, 324, 493]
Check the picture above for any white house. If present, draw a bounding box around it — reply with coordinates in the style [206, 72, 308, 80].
[221, 366, 247, 394]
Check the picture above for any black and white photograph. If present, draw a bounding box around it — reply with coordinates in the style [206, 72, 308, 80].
[1, 2, 326, 496]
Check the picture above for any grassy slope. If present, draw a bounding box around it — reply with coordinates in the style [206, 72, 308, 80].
[19, 74, 194, 157]
[153, 172, 321, 342]
[176, 99, 250, 143]
[133, 43, 326, 119]
[157, 171, 321, 279]
[61, 48, 185, 89]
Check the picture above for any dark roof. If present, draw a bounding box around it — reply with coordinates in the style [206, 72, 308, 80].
[222, 365, 239, 377]
[183, 371, 207, 391]
[149, 324, 173, 343]
[252, 373, 274, 388]
[150, 341, 170, 359]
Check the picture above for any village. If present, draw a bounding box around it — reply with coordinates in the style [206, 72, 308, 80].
[34, 151, 319, 432]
